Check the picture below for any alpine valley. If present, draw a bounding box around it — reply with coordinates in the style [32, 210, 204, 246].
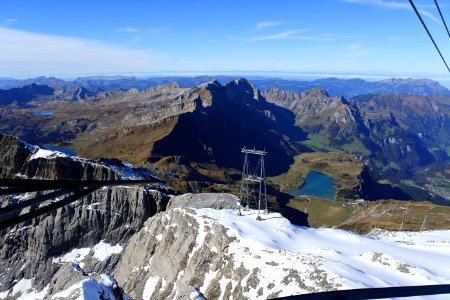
[1, 75, 450, 299]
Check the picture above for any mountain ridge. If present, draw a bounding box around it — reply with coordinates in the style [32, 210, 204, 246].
[1, 75, 449, 99]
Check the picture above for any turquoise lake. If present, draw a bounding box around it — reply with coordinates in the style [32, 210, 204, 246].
[290, 171, 336, 201]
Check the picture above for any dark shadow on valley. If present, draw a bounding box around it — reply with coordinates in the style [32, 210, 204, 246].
[266, 185, 309, 227]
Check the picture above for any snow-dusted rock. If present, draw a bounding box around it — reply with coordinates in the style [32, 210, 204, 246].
[167, 193, 239, 210]
[0, 134, 169, 299]
[114, 201, 450, 299]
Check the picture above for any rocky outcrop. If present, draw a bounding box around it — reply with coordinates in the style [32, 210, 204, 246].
[0, 134, 169, 298]
[70, 87, 95, 100]
[0, 133, 118, 180]
[1, 186, 167, 293]
[167, 193, 239, 210]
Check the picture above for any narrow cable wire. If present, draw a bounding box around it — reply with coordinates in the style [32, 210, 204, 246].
[434, 0, 450, 38]
[409, 0, 450, 72]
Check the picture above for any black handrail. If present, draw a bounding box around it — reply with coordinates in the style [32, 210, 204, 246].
[0, 188, 72, 215]
[0, 179, 160, 230]
[0, 178, 161, 195]
[277, 284, 450, 299]
[0, 187, 98, 230]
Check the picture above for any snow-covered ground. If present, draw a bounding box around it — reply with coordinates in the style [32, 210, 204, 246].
[1, 240, 126, 300]
[52, 240, 124, 268]
[191, 208, 450, 299]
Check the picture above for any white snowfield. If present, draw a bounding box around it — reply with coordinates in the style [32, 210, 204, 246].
[191, 208, 450, 299]
[28, 148, 67, 160]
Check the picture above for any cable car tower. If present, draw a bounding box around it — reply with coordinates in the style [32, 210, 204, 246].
[238, 147, 268, 221]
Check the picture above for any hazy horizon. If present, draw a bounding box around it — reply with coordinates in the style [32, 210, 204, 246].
[2, 0, 450, 82]
[3, 71, 450, 89]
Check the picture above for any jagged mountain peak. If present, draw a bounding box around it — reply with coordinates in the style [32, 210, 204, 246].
[143, 80, 181, 94]
[224, 77, 264, 102]
[304, 87, 329, 97]
[226, 77, 257, 90]
[197, 79, 223, 90]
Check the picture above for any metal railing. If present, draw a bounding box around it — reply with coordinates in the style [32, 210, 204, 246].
[277, 284, 450, 299]
[0, 178, 160, 230]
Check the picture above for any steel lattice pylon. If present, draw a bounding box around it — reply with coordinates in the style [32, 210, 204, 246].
[238, 147, 268, 220]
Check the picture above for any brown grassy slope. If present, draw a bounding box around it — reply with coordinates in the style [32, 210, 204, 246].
[286, 197, 450, 234]
[72, 117, 178, 165]
[340, 200, 450, 234]
[287, 197, 351, 227]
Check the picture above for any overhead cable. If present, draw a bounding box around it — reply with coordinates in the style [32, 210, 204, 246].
[409, 0, 450, 72]
[434, 0, 450, 38]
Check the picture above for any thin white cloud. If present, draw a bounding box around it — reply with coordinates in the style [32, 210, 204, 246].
[342, 0, 441, 24]
[249, 29, 335, 42]
[0, 27, 163, 77]
[385, 35, 404, 41]
[251, 30, 304, 41]
[419, 9, 441, 24]
[342, 0, 408, 9]
[145, 26, 170, 34]
[345, 43, 371, 57]
[1, 18, 17, 26]
[118, 25, 170, 34]
[118, 26, 138, 33]
[255, 21, 285, 30]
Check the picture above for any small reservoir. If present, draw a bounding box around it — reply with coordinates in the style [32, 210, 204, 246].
[290, 171, 336, 201]
[32, 111, 54, 116]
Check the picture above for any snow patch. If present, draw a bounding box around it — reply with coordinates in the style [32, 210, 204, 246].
[52, 247, 90, 267]
[29, 148, 67, 160]
[93, 241, 123, 261]
[1, 278, 49, 300]
[143, 276, 159, 300]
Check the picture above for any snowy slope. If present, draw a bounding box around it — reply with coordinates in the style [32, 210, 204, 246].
[190, 208, 450, 299]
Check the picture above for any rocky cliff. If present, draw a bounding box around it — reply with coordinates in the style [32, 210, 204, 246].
[0, 134, 169, 299]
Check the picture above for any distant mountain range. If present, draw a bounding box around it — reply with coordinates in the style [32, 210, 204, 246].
[1, 75, 449, 99]
[0, 77, 448, 203]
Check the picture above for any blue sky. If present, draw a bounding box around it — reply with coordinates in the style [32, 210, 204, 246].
[1, 0, 450, 80]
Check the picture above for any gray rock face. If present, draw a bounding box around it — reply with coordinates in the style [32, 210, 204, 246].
[113, 202, 335, 300]
[167, 193, 239, 210]
[113, 208, 236, 300]
[1, 186, 166, 293]
[0, 133, 117, 180]
[0, 134, 169, 298]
